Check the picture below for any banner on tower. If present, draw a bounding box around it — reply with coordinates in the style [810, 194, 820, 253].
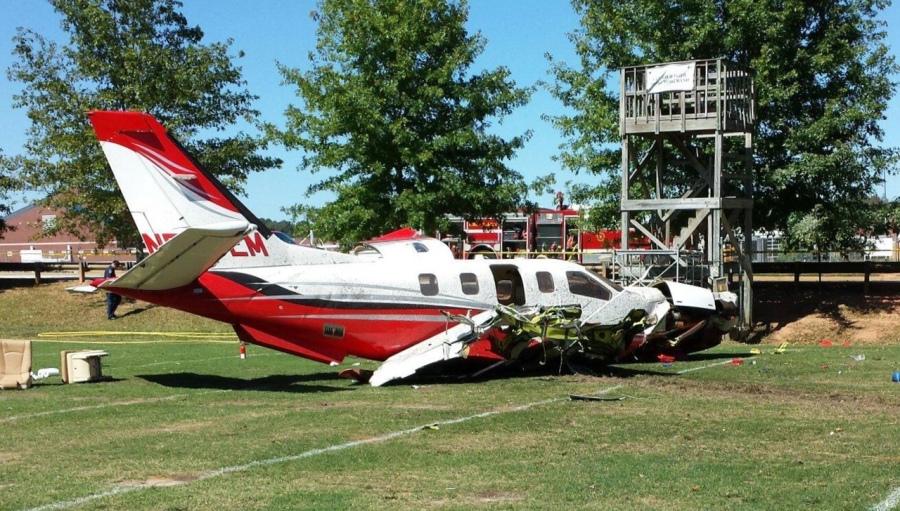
[646, 62, 696, 93]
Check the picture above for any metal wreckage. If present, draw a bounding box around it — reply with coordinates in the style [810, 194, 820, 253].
[366, 278, 738, 386]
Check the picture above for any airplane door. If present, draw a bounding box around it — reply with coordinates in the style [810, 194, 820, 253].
[489, 264, 526, 305]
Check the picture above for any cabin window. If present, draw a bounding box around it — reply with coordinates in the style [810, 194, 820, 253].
[566, 271, 611, 301]
[418, 273, 439, 296]
[413, 242, 429, 253]
[536, 271, 555, 293]
[459, 273, 479, 295]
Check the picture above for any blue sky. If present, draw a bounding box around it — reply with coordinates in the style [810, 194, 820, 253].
[1, 0, 898, 220]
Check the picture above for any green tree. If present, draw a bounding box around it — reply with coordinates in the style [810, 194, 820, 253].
[281, 204, 323, 242]
[258, 217, 296, 236]
[274, 0, 530, 247]
[0, 150, 22, 237]
[549, 0, 897, 248]
[8, 0, 278, 247]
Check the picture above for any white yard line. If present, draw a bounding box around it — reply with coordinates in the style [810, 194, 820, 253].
[22, 385, 622, 511]
[676, 357, 754, 374]
[873, 487, 900, 511]
[1, 390, 229, 424]
[20, 355, 743, 511]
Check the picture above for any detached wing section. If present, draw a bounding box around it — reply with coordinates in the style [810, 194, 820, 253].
[101, 221, 253, 291]
[369, 309, 498, 387]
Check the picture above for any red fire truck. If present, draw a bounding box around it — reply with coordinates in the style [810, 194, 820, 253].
[444, 208, 650, 263]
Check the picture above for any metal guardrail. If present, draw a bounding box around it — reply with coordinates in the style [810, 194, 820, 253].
[752, 260, 900, 294]
[751, 249, 899, 263]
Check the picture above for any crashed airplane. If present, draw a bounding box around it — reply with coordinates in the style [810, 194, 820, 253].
[83, 111, 738, 386]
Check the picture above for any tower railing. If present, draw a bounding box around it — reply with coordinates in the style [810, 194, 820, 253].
[620, 58, 754, 135]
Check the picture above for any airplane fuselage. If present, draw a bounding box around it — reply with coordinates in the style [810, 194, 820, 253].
[112, 257, 638, 364]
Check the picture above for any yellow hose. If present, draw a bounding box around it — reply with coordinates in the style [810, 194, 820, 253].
[34, 331, 238, 344]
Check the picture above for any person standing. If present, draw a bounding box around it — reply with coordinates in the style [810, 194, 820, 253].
[104, 260, 122, 320]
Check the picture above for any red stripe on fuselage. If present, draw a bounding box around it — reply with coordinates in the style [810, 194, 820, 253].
[103, 271, 489, 362]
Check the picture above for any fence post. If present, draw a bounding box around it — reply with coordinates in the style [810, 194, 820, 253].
[79, 258, 86, 283]
[34, 264, 41, 285]
[863, 261, 871, 295]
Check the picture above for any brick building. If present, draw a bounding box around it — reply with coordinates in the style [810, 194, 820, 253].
[0, 205, 136, 263]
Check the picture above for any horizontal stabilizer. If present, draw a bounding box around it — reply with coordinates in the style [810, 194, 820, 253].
[369, 309, 497, 387]
[101, 221, 252, 291]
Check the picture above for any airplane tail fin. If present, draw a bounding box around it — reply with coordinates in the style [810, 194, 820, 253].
[89, 111, 357, 268]
[88, 110, 270, 249]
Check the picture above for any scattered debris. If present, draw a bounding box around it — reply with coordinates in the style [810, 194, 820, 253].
[774, 342, 789, 354]
[750, 348, 761, 355]
[892, 371, 900, 383]
[337, 368, 373, 383]
[569, 394, 626, 402]
[818, 339, 833, 348]
[730, 358, 744, 366]
[423, 424, 439, 431]
[657, 354, 676, 364]
[849, 354, 865, 362]
[30, 368, 60, 380]
[842, 340, 852, 348]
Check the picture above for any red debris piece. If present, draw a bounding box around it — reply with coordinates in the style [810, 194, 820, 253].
[337, 368, 373, 383]
[657, 354, 676, 364]
[819, 339, 833, 348]
[842, 340, 851, 348]
[730, 357, 744, 366]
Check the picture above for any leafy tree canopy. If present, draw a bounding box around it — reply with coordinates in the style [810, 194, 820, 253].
[0, 150, 22, 238]
[273, 0, 531, 247]
[8, 0, 279, 247]
[549, 0, 898, 250]
[258, 217, 296, 236]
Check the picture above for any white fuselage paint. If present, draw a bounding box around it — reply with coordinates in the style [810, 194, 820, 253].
[213, 257, 665, 328]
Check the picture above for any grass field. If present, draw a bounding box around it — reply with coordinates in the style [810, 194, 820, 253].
[1, 282, 899, 510]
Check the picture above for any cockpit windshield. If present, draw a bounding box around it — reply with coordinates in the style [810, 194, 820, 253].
[273, 231, 297, 245]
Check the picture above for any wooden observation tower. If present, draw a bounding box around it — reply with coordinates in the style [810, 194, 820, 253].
[618, 58, 754, 329]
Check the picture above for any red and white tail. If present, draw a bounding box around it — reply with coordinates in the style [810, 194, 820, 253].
[89, 111, 355, 268]
[88, 111, 265, 244]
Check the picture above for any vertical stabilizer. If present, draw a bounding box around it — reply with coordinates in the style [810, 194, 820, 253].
[88, 110, 356, 268]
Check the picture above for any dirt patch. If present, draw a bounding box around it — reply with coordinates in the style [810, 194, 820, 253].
[118, 473, 200, 488]
[147, 420, 215, 434]
[474, 490, 523, 503]
[0, 452, 20, 464]
[753, 282, 900, 345]
[385, 403, 456, 411]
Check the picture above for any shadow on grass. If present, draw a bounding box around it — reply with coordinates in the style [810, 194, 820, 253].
[390, 351, 743, 385]
[683, 351, 757, 361]
[118, 304, 156, 318]
[138, 372, 350, 393]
